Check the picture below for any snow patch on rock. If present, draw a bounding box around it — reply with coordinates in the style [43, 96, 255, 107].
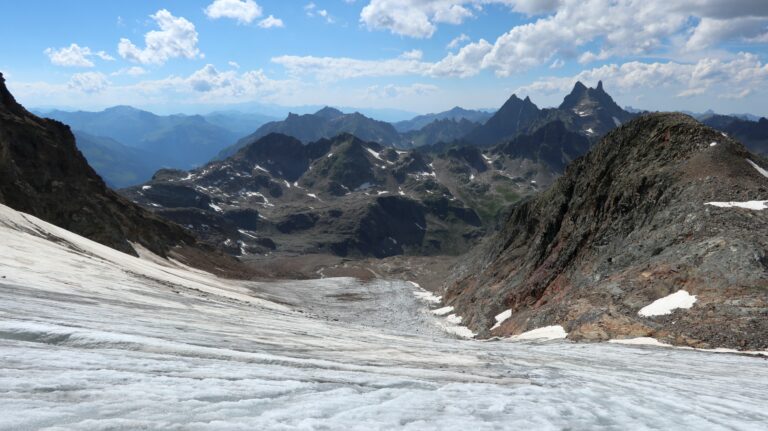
[491, 309, 512, 330]
[638, 290, 697, 317]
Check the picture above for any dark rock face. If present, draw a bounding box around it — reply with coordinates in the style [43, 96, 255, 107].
[493, 120, 591, 172]
[0, 73, 195, 257]
[446, 113, 768, 350]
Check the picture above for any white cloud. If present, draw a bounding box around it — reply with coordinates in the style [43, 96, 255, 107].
[118, 9, 202, 65]
[68, 72, 110, 93]
[515, 53, 768, 101]
[228, 61, 240, 69]
[44, 44, 114, 68]
[204, 0, 262, 24]
[111, 67, 148, 76]
[366, 83, 439, 99]
[258, 15, 284, 28]
[305, 3, 334, 23]
[446, 33, 470, 50]
[400, 49, 424, 60]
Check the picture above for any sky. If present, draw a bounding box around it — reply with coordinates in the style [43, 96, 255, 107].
[1, 0, 767, 118]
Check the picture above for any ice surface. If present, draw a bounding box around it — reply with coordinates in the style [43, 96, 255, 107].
[1, 203, 767, 430]
[638, 290, 697, 317]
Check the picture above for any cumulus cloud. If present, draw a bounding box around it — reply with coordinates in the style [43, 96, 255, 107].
[258, 15, 284, 28]
[515, 53, 768, 100]
[118, 9, 202, 65]
[358, 0, 768, 75]
[446, 33, 470, 50]
[204, 0, 262, 24]
[44, 44, 114, 67]
[68, 72, 110, 93]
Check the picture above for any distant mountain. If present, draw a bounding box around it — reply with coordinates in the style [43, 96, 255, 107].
[217, 107, 403, 159]
[394, 107, 493, 132]
[463, 95, 542, 146]
[0, 72, 194, 257]
[402, 118, 479, 148]
[42, 106, 239, 172]
[73, 131, 157, 188]
[464, 81, 634, 147]
[701, 115, 768, 155]
[446, 112, 768, 350]
[203, 111, 277, 136]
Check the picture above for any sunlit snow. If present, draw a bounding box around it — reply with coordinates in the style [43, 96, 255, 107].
[706, 201, 768, 210]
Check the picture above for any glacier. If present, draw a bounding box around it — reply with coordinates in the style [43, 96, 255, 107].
[0, 203, 767, 430]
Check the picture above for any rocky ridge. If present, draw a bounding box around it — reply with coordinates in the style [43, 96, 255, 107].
[445, 113, 768, 350]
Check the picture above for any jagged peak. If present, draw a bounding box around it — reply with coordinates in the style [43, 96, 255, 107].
[596, 80, 604, 92]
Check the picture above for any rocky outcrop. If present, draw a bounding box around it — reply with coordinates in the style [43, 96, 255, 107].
[0, 73, 195, 257]
[445, 113, 768, 350]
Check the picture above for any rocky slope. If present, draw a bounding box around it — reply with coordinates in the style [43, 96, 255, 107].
[444, 113, 768, 350]
[0, 73, 195, 257]
[123, 133, 543, 258]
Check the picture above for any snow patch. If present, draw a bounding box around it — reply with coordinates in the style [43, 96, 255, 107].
[706, 201, 768, 210]
[431, 306, 454, 316]
[208, 203, 223, 213]
[710, 142, 717, 147]
[639, 290, 697, 317]
[510, 325, 567, 341]
[491, 309, 512, 330]
[141, 185, 152, 191]
[612, 116, 621, 127]
[746, 159, 768, 179]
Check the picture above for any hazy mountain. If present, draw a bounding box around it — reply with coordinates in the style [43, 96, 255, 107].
[394, 107, 493, 132]
[73, 131, 157, 188]
[446, 112, 768, 350]
[401, 118, 479, 148]
[41, 106, 239, 171]
[203, 111, 277, 137]
[217, 107, 403, 159]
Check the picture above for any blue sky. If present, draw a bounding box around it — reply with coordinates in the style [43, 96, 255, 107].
[1, 0, 767, 117]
